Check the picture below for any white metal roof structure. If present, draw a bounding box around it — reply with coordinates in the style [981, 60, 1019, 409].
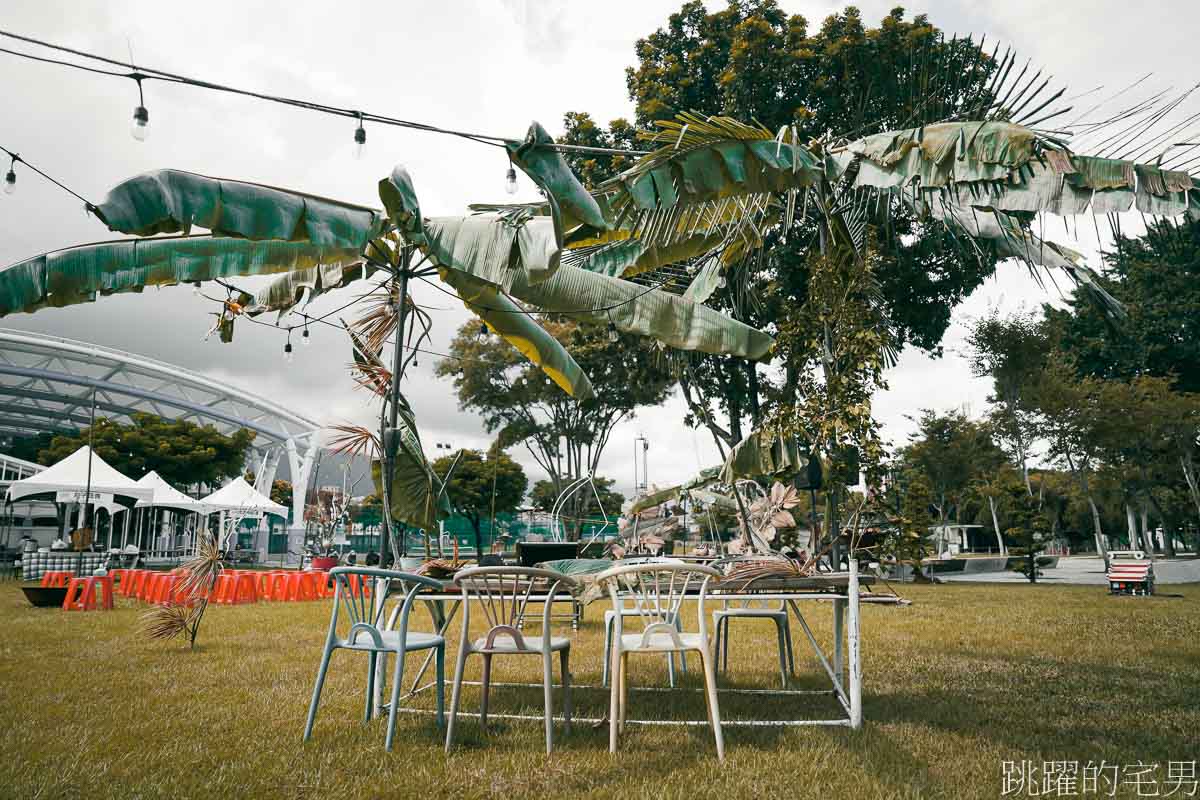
[135, 470, 211, 512]
[6, 445, 153, 506]
[0, 328, 320, 527]
[202, 476, 287, 517]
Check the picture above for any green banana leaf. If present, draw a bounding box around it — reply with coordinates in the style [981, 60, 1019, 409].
[438, 267, 595, 401]
[503, 263, 774, 361]
[507, 121, 607, 233]
[93, 169, 386, 248]
[0, 235, 362, 317]
[247, 262, 375, 317]
[424, 213, 560, 289]
[378, 165, 426, 244]
[719, 429, 811, 484]
[628, 466, 722, 514]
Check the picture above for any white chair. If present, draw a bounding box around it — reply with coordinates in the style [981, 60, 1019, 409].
[444, 566, 580, 755]
[596, 561, 725, 761]
[601, 557, 688, 688]
[712, 597, 794, 687]
[303, 567, 445, 751]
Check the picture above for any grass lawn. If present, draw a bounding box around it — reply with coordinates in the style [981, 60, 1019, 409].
[1, 580, 1197, 799]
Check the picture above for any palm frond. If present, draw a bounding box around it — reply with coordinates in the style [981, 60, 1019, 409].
[327, 424, 381, 460]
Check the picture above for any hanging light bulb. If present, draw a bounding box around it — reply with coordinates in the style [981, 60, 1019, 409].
[3, 165, 15, 196]
[301, 324, 311, 347]
[480, 322, 490, 337]
[717, 273, 727, 289]
[283, 339, 294, 363]
[353, 113, 367, 160]
[504, 164, 518, 195]
[130, 76, 149, 141]
[606, 319, 619, 343]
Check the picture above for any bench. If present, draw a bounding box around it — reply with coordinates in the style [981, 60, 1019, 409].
[1106, 551, 1154, 595]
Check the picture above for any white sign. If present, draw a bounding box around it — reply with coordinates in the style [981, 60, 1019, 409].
[55, 491, 114, 505]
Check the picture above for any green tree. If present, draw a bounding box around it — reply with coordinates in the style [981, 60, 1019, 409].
[965, 310, 1051, 494]
[530, 476, 624, 520]
[899, 410, 1008, 526]
[436, 318, 669, 535]
[269, 479, 293, 509]
[431, 448, 528, 557]
[37, 413, 255, 490]
[562, 2, 1002, 452]
[882, 475, 935, 582]
[1004, 485, 1052, 583]
[1045, 217, 1200, 394]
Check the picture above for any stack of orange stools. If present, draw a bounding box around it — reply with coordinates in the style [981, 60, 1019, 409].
[62, 575, 115, 611]
[110, 567, 347, 606]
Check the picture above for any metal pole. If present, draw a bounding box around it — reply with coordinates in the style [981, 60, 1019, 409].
[79, 387, 98, 574]
[848, 557, 862, 728]
[381, 260, 411, 566]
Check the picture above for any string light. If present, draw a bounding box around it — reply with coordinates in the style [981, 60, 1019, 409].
[716, 273, 727, 289]
[504, 162, 518, 195]
[130, 75, 149, 141]
[606, 310, 619, 343]
[353, 112, 366, 159]
[301, 321, 311, 346]
[3, 155, 15, 195]
[283, 332, 294, 363]
[480, 322, 489, 337]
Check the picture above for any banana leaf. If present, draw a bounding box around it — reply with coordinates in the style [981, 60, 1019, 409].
[438, 267, 595, 400]
[507, 121, 607, 233]
[0, 235, 361, 317]
[94, 169, 385, 248]
[424, 213, 560, 290]
[719, 430, 811, 484]
[503, 263, 774, 361]
[378, 165, 426, 243]
[247, 262, 374, 317]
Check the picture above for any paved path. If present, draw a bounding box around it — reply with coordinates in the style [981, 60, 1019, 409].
[939, 555, 1200, 585]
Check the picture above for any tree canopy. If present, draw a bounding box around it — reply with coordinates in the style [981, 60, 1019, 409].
[35, 413, 255, 489]
[431, 448, 528, 554]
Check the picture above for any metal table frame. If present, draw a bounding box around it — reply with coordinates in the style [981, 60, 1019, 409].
[373, 560, 863, 729]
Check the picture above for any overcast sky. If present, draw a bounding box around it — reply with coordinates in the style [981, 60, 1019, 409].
[1, 0, 1195, 499]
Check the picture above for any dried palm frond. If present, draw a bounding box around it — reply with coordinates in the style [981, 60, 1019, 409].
[327, 423, 381, 460]
[416, 557, 468, 579]
[721, 555, 812, 588]
[140, 602, 197, 641]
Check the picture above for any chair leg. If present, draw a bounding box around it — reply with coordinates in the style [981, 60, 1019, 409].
[560, 647, 572, 733]
[479, 654, 493, 729]
[542, 650, 555, 755]
[384, 648, 407, 751]
[601, 615, 612, 687]
[676, 617, 687, 675]
[444, 645, 470, 753]
[365, 651, 378, 723]
[712, 616, 723, 678]
[608, 642, 621, 754]
[722, 617, 731, 673]
[303, 645, 334, 741]
[618, 652, 629, 733]
[699, 644, 726, 761]
[774, 618, 788, 688]
[435, 644, 446, 729]
[783, 620, 795, 675]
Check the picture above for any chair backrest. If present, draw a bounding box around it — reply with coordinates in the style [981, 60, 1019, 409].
[595, 562, 721, 641]
[324, 566, 441, 649]
[453, 566, 580, 651]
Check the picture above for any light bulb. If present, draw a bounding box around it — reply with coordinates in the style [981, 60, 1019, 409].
[131, 106, 150, 141]
[504, 167, 518, 195]
[606, 321, 619, 343]
[353, 125, 367, 159]
[480, 323, 490, 337]
[717, 274, 727, 289]
[3, 170, 14, 195]
[283, 341, 294, 363]
[301, 327, 311, 347]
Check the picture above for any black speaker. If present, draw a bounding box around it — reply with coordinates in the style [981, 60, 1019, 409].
[792, 452, 824, 491]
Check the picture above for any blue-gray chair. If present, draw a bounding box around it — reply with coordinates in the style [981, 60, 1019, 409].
[303, 567, 445, 750]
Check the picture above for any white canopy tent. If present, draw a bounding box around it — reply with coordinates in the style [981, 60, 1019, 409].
[135, 471, 210, 512]
[202, 477, 288, 555]
[4, 445, 153, 550]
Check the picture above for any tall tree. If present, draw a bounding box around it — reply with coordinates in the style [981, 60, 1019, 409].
[966, 310, 1051, 494]
[436, 318, 670, 535]
[899, 410, 1008, 526]
[36, 412, 255, 490]
[431, 448, 528, 557]
[562, 2, 1002, 452]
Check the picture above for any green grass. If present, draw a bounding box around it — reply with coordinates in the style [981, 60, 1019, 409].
[1, 581, 1197, 799]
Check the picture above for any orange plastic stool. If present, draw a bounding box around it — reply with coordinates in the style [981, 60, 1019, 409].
[134, 571, 156, 602]
[284, 571, 318, 601]
[230, 572, 258, 604]
[119, 569, 142, 597]
[62, 576, 113, 611]
[269, 571, 291, 601]
[151, 574, 178, 605]
[41, 570, 72, 588]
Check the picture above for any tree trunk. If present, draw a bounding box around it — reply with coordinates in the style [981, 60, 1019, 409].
[988, 496, 1006, 555]
[1123, 503, 1132, 554]
[1139, 501, 1156, 558]
[1087, 496, 1108, 559]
